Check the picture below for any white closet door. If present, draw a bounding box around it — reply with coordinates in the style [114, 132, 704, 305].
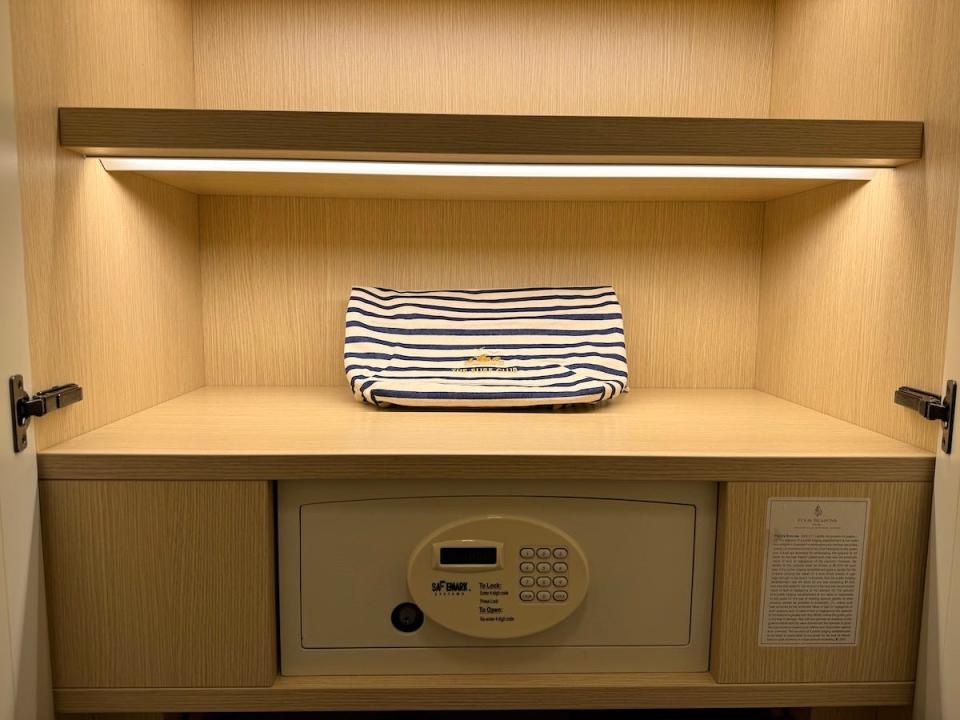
[916, 180, 960, 720]
[0, 0, 52, 717]
[938, 208, 960, 720]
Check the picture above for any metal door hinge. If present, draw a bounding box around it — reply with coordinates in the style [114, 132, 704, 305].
[894, 380, 956, 454]
[9, 375, 83, 453]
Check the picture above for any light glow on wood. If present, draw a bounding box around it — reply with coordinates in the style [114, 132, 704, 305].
[100, 157, 878, 181]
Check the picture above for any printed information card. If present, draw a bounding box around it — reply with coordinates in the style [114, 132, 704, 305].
[759, 497, 870, 647]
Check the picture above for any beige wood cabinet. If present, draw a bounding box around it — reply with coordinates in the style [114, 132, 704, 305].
[1, 0, 960, 717]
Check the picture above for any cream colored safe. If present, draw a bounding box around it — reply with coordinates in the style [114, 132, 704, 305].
[279, 479, 716, 675]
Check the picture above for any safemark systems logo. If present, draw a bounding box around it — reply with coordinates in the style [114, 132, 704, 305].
[431, 580, 470, 595]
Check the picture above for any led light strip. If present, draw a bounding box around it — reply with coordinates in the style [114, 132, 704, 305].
[99, 157, 878, 181]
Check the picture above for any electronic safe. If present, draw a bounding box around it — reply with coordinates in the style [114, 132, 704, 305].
[279, 479, 717, 675]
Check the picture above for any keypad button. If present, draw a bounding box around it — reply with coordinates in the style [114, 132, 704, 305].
[553, 548, 568, 559]
[537, 562, 552, 573]
[520, 547, 535, 559]
[553, 576, 568, 587]
[553, 590, 568, 602]
[553, 561, 568, 573]
[536, 576, 552, 587]
[520, 591, 535, 601]
[537, 591, 551, 602]
[520, 562, 535, 573]
[536, 548, 552, 559]
[520, 576, 534, 587]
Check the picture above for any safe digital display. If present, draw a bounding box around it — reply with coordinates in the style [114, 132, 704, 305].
[439, 547, 498, 565]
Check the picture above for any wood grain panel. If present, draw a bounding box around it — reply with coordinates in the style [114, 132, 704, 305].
[757, 173, 946, 450]
[9, 0, 202, 449]
[711, 482, 932, 683]
[759, 0, 960, 451]
[39, 480, 276, 688]
[59, 109, 923, 166]
[770, 0, 926, 122]
[35, 387, 933, 482]
[200, 197, 762, 388]
[193, 0, 774, 117]
[52, 674, 915, 713]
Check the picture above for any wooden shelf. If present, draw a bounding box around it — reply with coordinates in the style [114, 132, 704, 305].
[53, 673, 914, 713]
[37, 387, 933, 482]
[59, 108, 923, 201]
[61, 108, 923, 165]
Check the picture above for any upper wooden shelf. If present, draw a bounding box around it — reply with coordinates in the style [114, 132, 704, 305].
[37, 386, 933, 482]
[59, 108, 923, 202]
[61, 108, 922, 165]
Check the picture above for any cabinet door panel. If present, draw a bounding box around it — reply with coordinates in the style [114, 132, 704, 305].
[712, 481, 931, 683]
[40, 480, 275, 688]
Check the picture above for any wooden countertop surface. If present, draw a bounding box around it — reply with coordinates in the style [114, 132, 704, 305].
[38, 386, 933, 481]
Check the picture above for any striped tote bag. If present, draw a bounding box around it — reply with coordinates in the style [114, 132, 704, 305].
[344, 286, 628, 408]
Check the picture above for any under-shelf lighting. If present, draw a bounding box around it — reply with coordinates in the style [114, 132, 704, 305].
[99, 157, 878, 181]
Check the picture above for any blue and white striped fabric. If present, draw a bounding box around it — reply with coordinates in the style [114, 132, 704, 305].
[344, 286, 628, 408]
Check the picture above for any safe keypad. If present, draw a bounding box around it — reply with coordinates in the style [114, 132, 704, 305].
[518, 546, 569, 602]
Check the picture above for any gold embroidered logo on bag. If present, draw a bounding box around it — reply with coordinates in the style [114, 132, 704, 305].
[454, 350, 519, 373]
[465, 351, 504, 366]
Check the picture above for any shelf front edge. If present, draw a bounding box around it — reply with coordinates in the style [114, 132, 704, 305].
[37, 453, 935, 482]
[59, 108, 924, 167]
[53, 676, 914, 712]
